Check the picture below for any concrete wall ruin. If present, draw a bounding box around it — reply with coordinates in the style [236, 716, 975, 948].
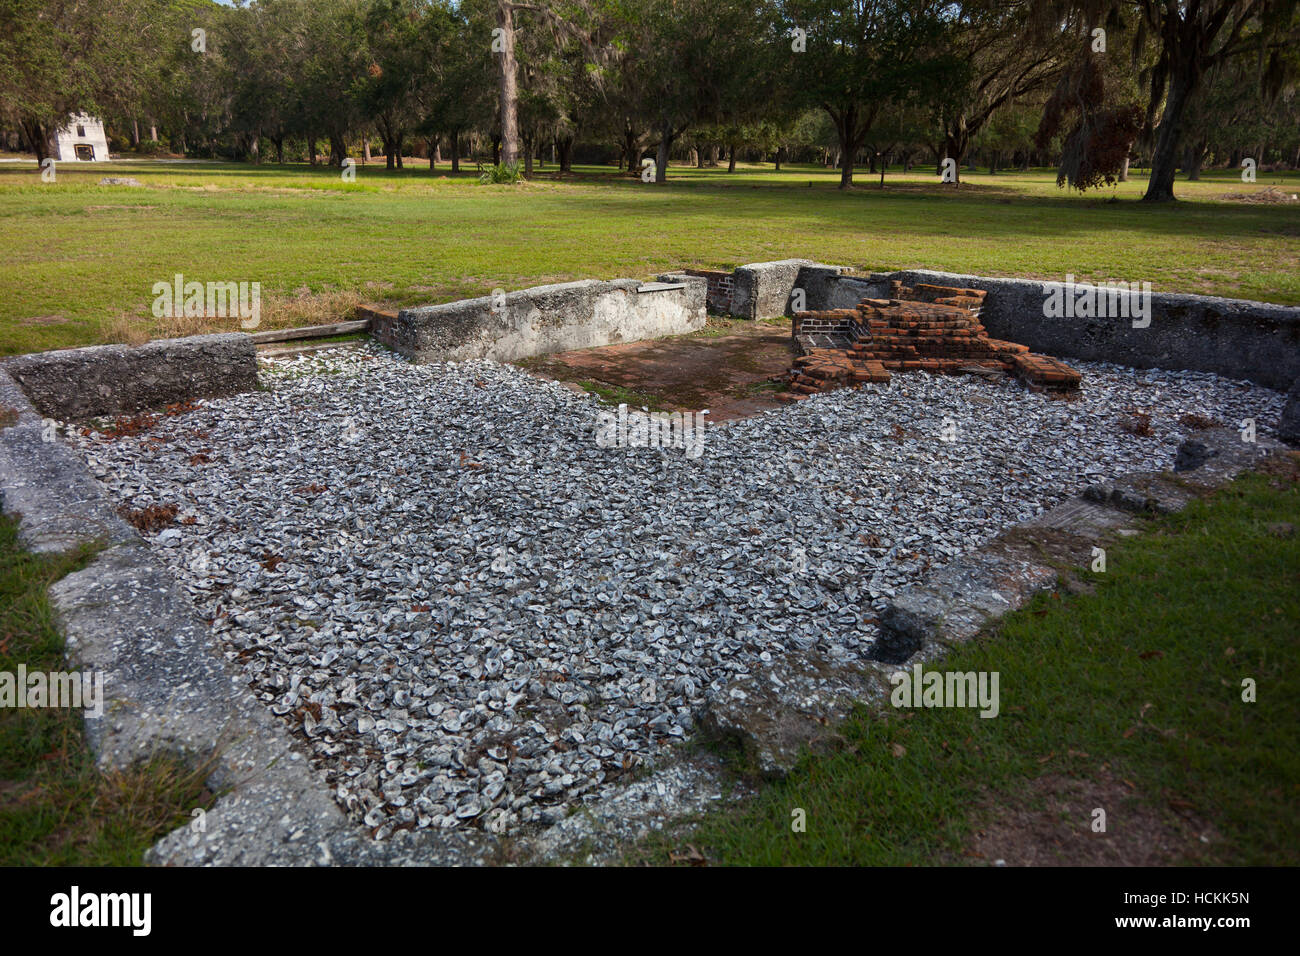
[3, 334, 258, 422]
[796, 266, 1300, 391]
[372, 277, 707, 364]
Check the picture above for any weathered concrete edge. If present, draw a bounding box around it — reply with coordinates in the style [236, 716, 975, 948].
[4, 333, 259, 422]
[729, 259, 847, 319]
[0, 368, 491, 865]
[376, 277, 706, 364]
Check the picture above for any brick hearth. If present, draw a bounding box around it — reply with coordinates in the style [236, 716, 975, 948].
[779, 282, 1081, 401]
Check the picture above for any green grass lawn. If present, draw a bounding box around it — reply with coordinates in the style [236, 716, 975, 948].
[0, 514, 213, 864]
[633, 461, 1300, 866]
[1, 159, 1297, 356]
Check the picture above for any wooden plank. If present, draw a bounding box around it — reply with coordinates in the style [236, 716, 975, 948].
[248, 319, 371, 344]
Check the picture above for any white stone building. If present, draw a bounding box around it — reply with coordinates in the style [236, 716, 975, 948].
[53, 113, 110, 162]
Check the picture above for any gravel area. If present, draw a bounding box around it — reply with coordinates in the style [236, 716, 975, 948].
[65, 343, 1284, 838]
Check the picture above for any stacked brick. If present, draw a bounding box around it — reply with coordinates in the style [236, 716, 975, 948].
[780, 282, 1081, 402]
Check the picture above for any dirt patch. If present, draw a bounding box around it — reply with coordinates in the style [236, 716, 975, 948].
[1179, 412, 1219, 430]
[101, 288, 369, 345]
[1257, 449, 1300, 484]
[964, 769, 1216, 866]
[1218, 185, 1300, 204]
[15, 314, 67, 327]
[518, 319, 797, 422]
[997, 524, 1097, 568]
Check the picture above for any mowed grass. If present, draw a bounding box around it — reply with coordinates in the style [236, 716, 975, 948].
[0, 514, 213, 864]
[1, 159, 1298, 355]
[635, 462, 1300, 866]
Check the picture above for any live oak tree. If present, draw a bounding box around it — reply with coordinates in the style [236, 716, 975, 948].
[1054, 0, 1300, 201]
[1036, 47, 1145, 189]
[934, 0, 1076, 184]
[355, 0, 425, 169]
[416, 1, 491, 173]
[0, 0, 162, 160]
[1141, 0, 1298, 201]
[613, 0, 776, 184]
[487, 0, 614, 170]
[781, 0, 962, 188]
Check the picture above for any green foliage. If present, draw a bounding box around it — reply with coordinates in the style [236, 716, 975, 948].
[780, 0, 964, 184]
[478, 161, 524, 184]
[0, 0, 169, 156]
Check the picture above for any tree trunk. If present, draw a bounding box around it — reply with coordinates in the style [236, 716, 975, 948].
[727, 143, 737, 173]
[523, 131, 534, 176]
[395, 133, 404, 168]
[1187, 139, 1207, 181]
[20, 118, 53, 161]
[329, 132, 347, 167]
[1143, 59, 1198, 202]
[557, 136, 573, 173]
[495, 1, 520, 166]
[273, 136, 284, 164]
[308, 138, 318, 165]
[1118, 155, 1129, 182]
[451, 130, 460, 172]
[708, 145, 719, 167]
[774, 146, 783, 172]
[623, 127, 641, 178]
[944, 131, 968, 185]
[655, 121, 674, 184]
[131, 119, 140, 148]
[830, 108, 863, 189]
